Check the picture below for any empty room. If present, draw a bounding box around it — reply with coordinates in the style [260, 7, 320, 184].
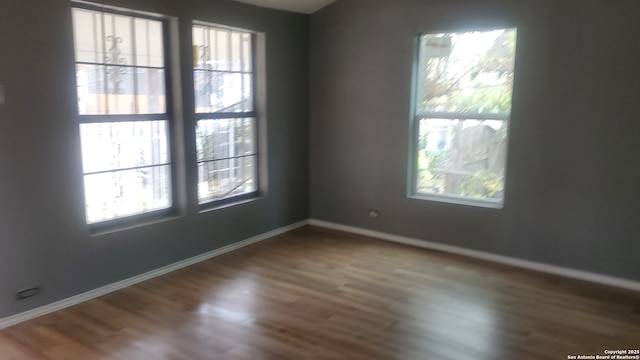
[0, 0, 639, 358]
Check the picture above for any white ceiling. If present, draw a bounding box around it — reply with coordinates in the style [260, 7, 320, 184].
[232, 0, 337, 14]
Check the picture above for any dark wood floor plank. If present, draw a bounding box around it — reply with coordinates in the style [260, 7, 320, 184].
[1, 226, 639, 359]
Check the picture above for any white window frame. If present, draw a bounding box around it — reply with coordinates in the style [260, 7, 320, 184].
[72, 3, 176, 228]
[409, 28, 518, 209]
[192, 22, 260, 208]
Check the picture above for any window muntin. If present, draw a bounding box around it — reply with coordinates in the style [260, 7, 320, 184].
[72, 6, 173, 225]
[412, 28, 517, 206]
[193, 24, 258, 205]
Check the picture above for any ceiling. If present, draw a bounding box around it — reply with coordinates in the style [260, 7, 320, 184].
[232, 0, 337, 14]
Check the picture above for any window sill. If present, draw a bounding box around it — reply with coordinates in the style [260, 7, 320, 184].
[198, 194, 264, 214]
[89, 214, 182, 237]
[409, 193, 504, 209]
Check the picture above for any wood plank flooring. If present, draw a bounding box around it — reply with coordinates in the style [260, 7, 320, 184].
[1, 226, 639, 359]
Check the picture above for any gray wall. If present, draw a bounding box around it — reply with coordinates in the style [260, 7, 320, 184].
[0, 0, 309, 318]
[310, 0, 640, 282]
[2, 0, 639, 320]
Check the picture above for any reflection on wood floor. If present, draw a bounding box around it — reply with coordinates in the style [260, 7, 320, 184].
[1, 226, 639, 359]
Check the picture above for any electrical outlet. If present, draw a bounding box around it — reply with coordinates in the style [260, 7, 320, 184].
[16, 287, 41, 300]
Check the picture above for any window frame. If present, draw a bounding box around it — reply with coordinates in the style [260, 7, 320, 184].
[409, 27, 517, 209]
[191, 22, 260, 209]
[72, 2, 178, 230]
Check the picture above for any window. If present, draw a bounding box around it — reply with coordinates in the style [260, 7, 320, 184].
[411, 28, 517, 207]
[72, 5, 174, 225]
[192, 23, 258, 206]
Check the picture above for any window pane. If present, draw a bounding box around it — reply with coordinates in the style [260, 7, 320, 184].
[418, 29, 516, 115]
[214, 29, 230, 71]
[147, 20, 164, 67]
[242, 118, 256, 155]
[222, 72, 245, 112]
[73, 9, 166, 116]
[78, 65, 159, 115]
[193, 25, 254, 114]
[72, 8, 104, 63]
[194, 71, 251, 113]
[193, 26, 207, 69]
[193, 70, 212, 112]
[134, 18, 150, 67]
[416, 118, 507, 201]
[103, 14, 134, 66]
[196, 118, 256, 162]
[196, 118, 256, 203]
[231, 32, 242, 72]
[193, 25, 206, 51]
[76, 64, 106, 115]
[134, 18, 164, 67]
[197, 155, 256, 203]
[242, 73, 253, 112]
[136, 68, 166, 113]
[84, 165, 171, 224]
[80, 121, 170, 174]
[105, 66, 135, 114]
[242, 33, 252, 72]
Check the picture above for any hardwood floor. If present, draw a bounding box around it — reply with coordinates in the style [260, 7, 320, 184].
[1, 226, 639, 359]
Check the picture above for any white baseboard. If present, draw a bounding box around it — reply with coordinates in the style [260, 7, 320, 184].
[3, 218, 638, 330]
[308, 219, 640, 293]
[0, 220, 308, 330]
